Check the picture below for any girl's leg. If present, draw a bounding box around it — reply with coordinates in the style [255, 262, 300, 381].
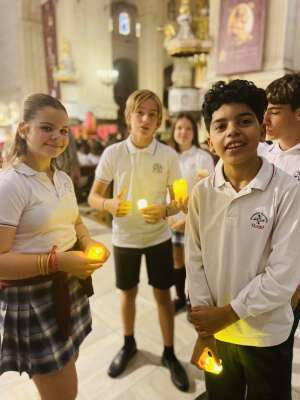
[32, 356, 77, 400]
[172, 244, 186, 312]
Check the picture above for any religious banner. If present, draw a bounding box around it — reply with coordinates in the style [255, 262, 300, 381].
[216, 0, 266, 75]
[40, 0, 60, 97]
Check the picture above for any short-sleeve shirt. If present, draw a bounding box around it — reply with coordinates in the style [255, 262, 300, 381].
[0, 163, 78, 253]
[95, 137, 181, 248]
[258, 141, 300, 182]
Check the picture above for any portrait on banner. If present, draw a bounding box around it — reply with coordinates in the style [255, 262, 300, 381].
[216, 0, 266, 75]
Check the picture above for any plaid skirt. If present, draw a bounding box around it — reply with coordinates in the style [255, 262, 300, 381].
[0, 276, 92, 377]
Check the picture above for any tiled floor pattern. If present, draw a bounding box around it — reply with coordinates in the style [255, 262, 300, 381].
[1, 209, 300, 399]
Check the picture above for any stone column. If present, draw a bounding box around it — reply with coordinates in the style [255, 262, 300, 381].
[56, 0, 118, 120]
[137, 0, 166, 100]
[0, 0, 47, 104]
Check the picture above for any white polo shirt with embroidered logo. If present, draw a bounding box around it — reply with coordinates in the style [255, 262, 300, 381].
[95, 137, 181, 248]
[0, 163, 78, 253]
[258, 141, 300, 182]
[185, 158, 300, 347]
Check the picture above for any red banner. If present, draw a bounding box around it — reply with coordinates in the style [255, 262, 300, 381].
[216, 0, 266, 75]
[41, 0, 60, 97]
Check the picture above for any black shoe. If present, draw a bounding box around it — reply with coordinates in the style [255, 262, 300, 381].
[162, 354, 189, 392]
[107, 344, 137, 378]
[173, 297, 186, 313]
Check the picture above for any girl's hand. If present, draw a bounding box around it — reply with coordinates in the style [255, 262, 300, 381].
[57, 251, 104, 279]
[178, 197, 189, 214]
[84, 239, 110, 262]
[195, 169, 210, 184]
[170, 217, 186, 233]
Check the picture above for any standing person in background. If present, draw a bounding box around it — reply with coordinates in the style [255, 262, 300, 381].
[88, 89, 189, 392]
[262, 73, 300, 341]
[168, 113, 214, 313]
[0, 93, 110, 400]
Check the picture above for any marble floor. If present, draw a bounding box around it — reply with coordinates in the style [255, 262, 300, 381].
[1, 208, 300, 399]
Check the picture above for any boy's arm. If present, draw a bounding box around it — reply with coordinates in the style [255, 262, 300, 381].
[185, 186, 214, 307]
[231, 184, 300, 321]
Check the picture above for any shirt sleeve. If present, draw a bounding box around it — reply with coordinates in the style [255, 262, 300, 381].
[231, 184, 300, 319]
[0, 173, 28, 227]
[94, 145, 115, 183]
[185, 185, 215, 307]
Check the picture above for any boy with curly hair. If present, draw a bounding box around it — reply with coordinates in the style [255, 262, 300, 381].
[186, 79, 300, 400]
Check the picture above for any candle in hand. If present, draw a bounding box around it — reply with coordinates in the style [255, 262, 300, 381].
[172, 179, 188, 202]
[137, 199, 148, 210]
[198, 347, 223, 375]
[87, 245, 106, 261]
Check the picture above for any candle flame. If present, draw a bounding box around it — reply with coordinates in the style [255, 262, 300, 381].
[199, 347, 223, 375]
[137, 199, 148, 209]
[87, 245, 106, 261]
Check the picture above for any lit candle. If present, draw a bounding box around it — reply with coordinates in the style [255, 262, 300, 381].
[137, 199, 148, 210]
[198, 347, 223, 375]
[87, 245, 106, 261]
[172, 179, 188, 202]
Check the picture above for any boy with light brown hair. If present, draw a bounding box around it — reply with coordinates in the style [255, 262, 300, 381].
[88, 89, 189, 391]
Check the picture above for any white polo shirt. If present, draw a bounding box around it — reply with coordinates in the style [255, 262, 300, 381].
[178, 145, 215, 194]
[185, 158, 300, 347]
[0, 163, 78, 253]
[95, 137, 181, 248]
[258, 141, 300, 182]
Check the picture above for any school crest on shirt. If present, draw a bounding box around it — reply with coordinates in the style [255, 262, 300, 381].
[293, 170, 300, 182]
[250, 212, 268, 230]
[152, 163, 163, 174]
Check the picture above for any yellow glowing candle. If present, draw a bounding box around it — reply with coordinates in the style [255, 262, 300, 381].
[172, 179, 188, 202]
[87, 245, 106, 261]
[198, 347, 223, 375]
[137, 199, 148, 210]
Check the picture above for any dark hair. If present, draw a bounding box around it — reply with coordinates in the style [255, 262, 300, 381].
[202, 80, 267, 131]
[4, 93, 68, 167]
[171, 113, 199, 153]
[265, 73, 300, 110]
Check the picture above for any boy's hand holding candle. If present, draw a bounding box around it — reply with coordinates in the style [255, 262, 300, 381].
[191, 336, 222, 375]
[105, 189, 132, 217]
[140, 203, 166, 224]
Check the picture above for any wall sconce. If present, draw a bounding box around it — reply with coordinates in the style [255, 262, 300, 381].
[97, 69, 119, 86]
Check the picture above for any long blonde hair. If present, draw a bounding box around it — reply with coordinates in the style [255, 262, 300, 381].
[3, 93, 67, 168]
